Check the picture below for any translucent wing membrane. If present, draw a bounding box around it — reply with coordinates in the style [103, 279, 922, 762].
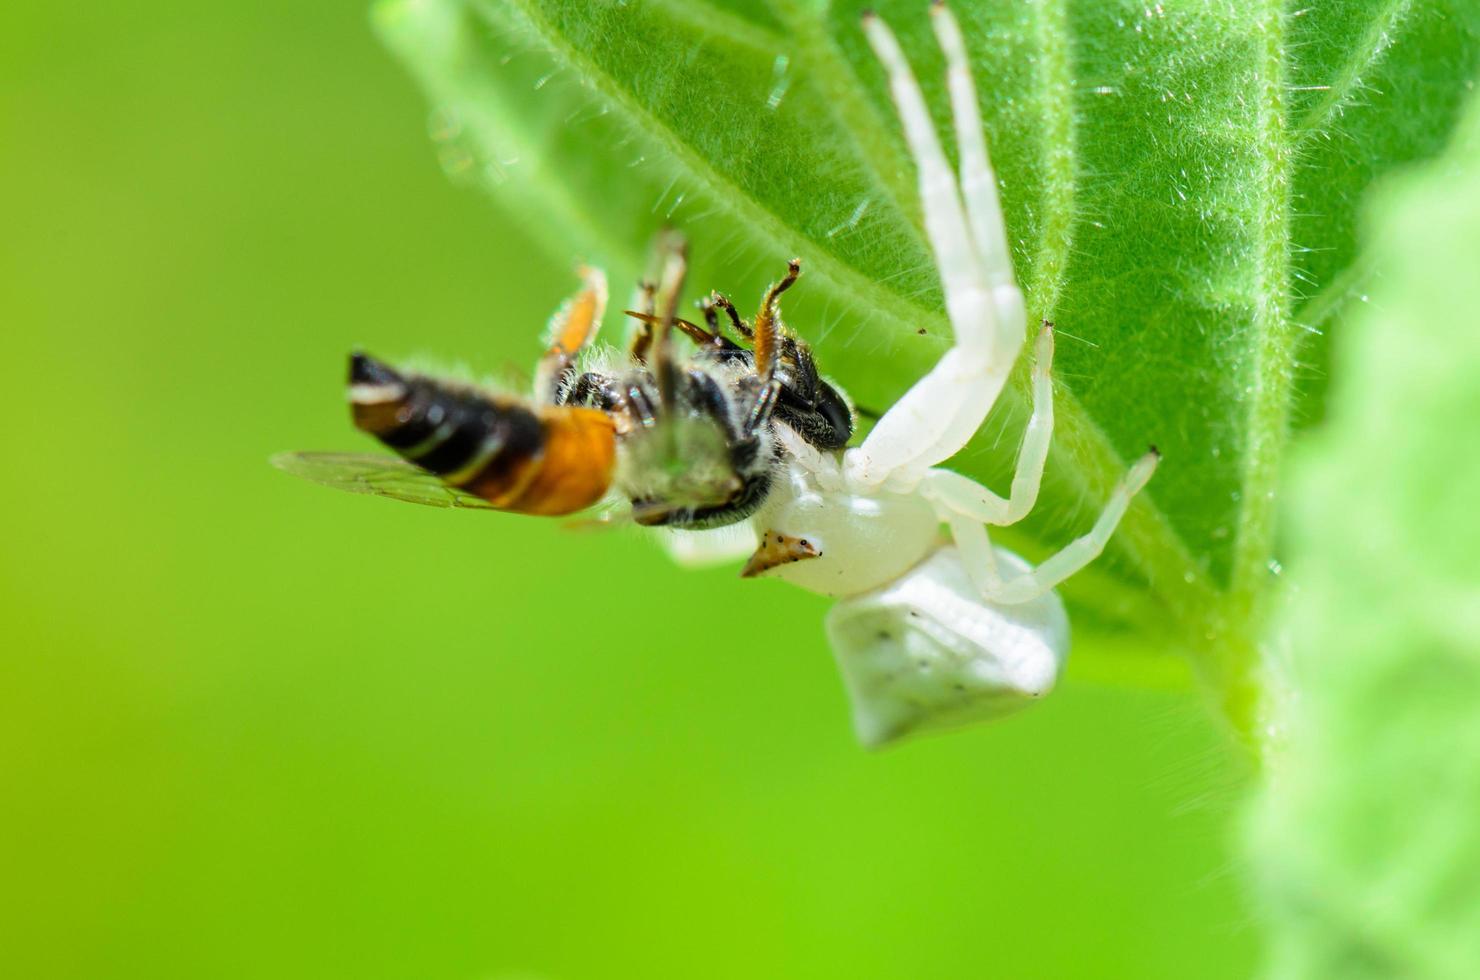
[270, 452, 501, 511]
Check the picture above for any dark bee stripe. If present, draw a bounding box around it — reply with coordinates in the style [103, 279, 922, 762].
[456, 405, 543, 489]
[349, 352, 545, 487]
[408, 392, 493, 475]
[377, 387, 444, 450]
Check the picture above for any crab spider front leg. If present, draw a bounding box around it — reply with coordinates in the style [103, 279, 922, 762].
[918, 320, 1056, 526]
[849, 6, 1026, 489]
[931, 0, 1015, 292]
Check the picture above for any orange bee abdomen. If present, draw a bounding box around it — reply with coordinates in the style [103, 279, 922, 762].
[348, 352, 616, 517]
[483, 407, 615, 516]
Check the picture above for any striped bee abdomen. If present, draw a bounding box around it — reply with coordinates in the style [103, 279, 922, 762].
[348, 352, 616, 516]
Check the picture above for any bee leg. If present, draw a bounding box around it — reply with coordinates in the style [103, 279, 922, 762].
[562, 370, 652, 438]
[562, 371, 621, 409]
[707, 291, 751, 341]
[683, 368, 738, 437]
[686, 367, 775, 509]
[631, 228, 688, 366]
[625, 378, 660, 429]
[622, 308, 741, 354]
[701, 296, 723, 336]
[628, 279, 658, 363]
[742, 380, 781, 440]
[536, 266, 608, 402]
[682, 356, 777, 444]
[647, 232, 688, 418]
[751, 258, 801, 383]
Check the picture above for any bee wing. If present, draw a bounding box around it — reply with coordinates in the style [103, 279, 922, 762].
[270, 452, 500, 511]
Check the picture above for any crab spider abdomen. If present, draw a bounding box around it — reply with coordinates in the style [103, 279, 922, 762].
[825, 546, 1069, 748]
[745, 465, 940, 597]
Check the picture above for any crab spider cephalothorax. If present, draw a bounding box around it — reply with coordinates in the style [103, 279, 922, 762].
[732, 4, 1160, 747]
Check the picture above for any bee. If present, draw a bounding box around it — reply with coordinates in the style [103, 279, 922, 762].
[274, 237, 851, 531]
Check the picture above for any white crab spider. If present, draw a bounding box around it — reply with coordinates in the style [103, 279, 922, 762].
[730, 4, 1160, 747]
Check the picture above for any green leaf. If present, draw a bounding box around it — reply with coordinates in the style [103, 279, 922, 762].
[373, 0, 1480, 734]
[1249, 95, 1480, 978]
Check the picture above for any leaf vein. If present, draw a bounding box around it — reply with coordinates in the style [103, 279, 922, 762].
[1230, 1, 1296, 611]
[1024, 0, 1076, 321]
[1292, 0, 1414, 148]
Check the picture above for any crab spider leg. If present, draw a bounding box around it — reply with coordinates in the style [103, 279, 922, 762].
[955, 449, 1161, 605]
[942, 508, 1003, 596]
[931, 2, 1016, 295]
[1006, 321, 1056, 520]
[536, 265, 608, 402]
[861, 10, 987, 337]
[919, 321, 1055, 523]
[851, 10, 1024, 487]
[924, 466, 1012, 524]
[774, 423, 844, 490]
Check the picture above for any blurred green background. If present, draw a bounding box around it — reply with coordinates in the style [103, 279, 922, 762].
[1, 3, 1254, 977]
